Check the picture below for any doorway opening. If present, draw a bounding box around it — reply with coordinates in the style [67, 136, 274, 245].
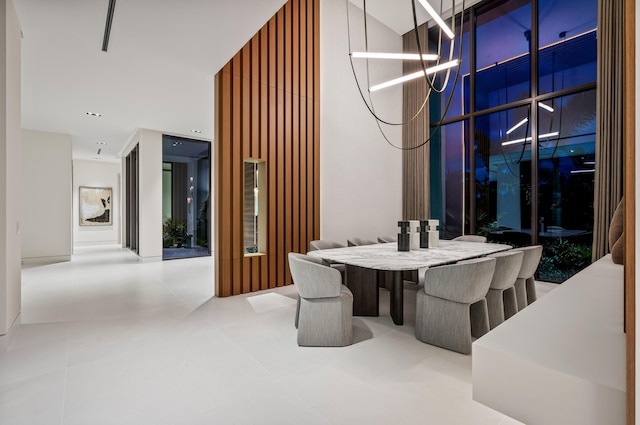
[162, 135, 211, 260]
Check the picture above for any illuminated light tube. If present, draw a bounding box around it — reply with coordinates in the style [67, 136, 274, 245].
[583, 161, 596, 165]
[352, 52, 439, 61]
[538, 102, 555, 112]
[506, 118, 529, 135]
[370, 60, 459, 92]
[417, 0, 455, 39]
[571, 169, 596, 174]
[501, 131, 560, 146]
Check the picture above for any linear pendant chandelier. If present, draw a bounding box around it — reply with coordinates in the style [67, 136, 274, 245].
[347, 0, 466, 150]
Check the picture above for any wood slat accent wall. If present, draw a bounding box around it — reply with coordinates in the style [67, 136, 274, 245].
[402, 25, 430, 220]
[214, 0, 320, 297]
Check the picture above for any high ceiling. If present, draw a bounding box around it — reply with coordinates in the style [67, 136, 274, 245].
[14, 0, 471, 162]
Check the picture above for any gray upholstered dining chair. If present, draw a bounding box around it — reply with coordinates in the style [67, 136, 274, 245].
[309, 239, 345, 251]
[377, 235, 397, 243]
[514, 245, 543, 311]
[309, 239, 346, 276]
[298, 240, 346, 328]
[288, 252, 353, 347]
[486, 250, 523, 329]
[452, 235, 488, 243]
[347, 237, 377, 246]
[415, 257, 496, 354]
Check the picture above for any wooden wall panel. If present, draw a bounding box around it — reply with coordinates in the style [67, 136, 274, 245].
[214, 0, 320, 296]
[401, 26, 430, 220]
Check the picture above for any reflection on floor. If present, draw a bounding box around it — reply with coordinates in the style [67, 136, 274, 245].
[163, 245, 210, 260]
[3, 245, 558, 425]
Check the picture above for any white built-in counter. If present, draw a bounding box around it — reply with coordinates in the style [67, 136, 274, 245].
[472, 254, 625, 425]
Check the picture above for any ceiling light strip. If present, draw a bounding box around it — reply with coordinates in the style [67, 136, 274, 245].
[370, 60, 459, 92]
[417, 0, 455, 39]
[352, 52, 439, 61]
[538, 102, 555, 112]
[501, 131, 560, 146]
[570, 169, 596, 174]
[506, 118, 529, 135]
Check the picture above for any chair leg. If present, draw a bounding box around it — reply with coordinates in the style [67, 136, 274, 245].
[503, 287, 518, 319]
[416, 292, 473, 355]
[486, 289, 505, 329]
[470, 298, 490, 338]
[525, 276, 537, 305]
[514, 278, 528, 311]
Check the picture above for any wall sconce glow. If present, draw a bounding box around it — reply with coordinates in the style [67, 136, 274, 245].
[570, 169, 596, 174]
[417, 0, 455, 39]
[506, 118, 529, 135]
[538, 102, 555, 112]
[370, 60, 459, 92]
[86, 112, 102, 117]
[352, 51, 439, 61]
[501, 131, 560, 146]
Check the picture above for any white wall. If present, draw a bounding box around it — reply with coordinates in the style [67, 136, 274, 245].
[73, 159, 120, 247]
[121, 129, 163, 261]
[320, 0, 403, 244]
[21, 129, 72, 261]
[0, 0, 21, 335]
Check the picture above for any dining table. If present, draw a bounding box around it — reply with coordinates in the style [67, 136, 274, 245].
[307, 240, 512, 325]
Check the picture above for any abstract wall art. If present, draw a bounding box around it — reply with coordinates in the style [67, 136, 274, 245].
[79, 186, 112, 226]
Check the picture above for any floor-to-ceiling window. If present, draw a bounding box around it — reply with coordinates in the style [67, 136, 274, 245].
[429, 0, 597, 282]
[162, 135, 211, 260]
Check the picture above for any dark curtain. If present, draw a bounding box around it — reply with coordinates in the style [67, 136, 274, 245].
[592, 0, 624, 260]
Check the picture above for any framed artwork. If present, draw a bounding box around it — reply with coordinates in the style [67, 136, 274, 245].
[79, 186, 112, 226]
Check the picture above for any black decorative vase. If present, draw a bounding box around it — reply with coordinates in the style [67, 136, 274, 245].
[419, 220, 429, 248]
[397, 221, 410, 252]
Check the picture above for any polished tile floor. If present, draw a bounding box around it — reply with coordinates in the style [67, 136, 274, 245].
[1, 245, 556, 425]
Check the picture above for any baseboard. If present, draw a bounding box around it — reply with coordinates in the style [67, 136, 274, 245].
[0, 313, 21, 351]
[21, 256, 71, 266]
[138, 256, 162, 263]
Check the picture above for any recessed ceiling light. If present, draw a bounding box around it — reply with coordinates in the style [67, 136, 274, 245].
[96, 141, 107, 145]
[86, 112, 102, 117]
[191, 129, 202, 134]
[172, 142, 183, 147]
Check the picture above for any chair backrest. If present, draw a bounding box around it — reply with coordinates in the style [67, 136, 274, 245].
[377, 235, 397, 243]
[423, 257, 496, 304]
[488, 250, 524, 290]
[517, 245, 543, 279]
[309, 240, 345, 251]
[452, 235, 487, 243]
[347, 237, 377, 247]
[288, 253, 342, 299]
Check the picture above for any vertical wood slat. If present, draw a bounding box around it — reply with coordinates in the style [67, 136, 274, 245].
[402, 25, 430, 221]
[284, 1, 294, 284]
[231, 56, 243, 296]
[624, 0, 635, 422]
[215, 0, 320, 296]
[299, 0, 308, 251]
[268, 20, 278, 290]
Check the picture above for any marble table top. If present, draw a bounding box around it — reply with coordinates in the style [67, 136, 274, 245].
[307, 240, 512, 271]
